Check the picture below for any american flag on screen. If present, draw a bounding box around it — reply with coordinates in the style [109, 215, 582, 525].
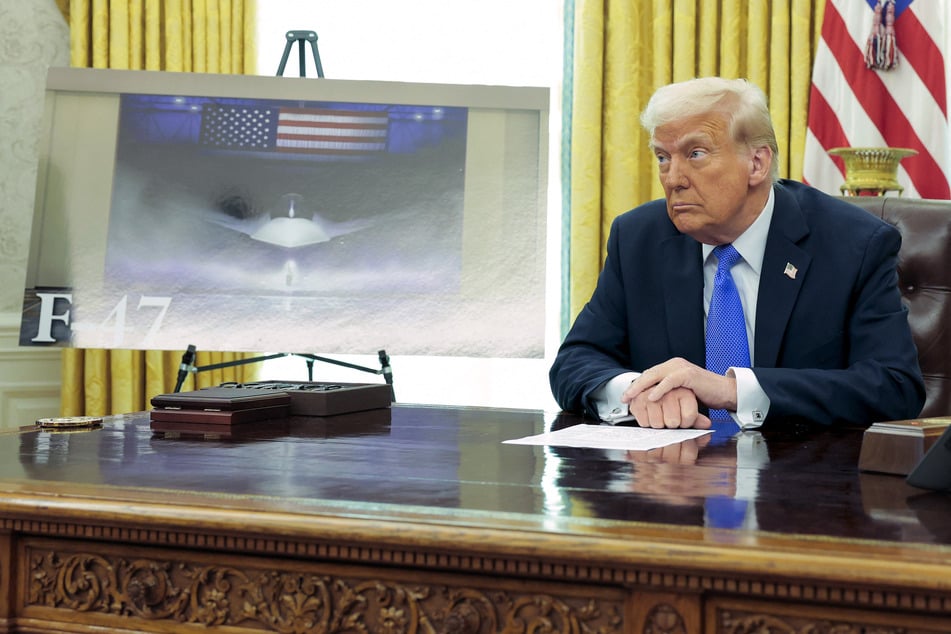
[199, 103, 389, 158]
[276, 107, 388, 155]
[200, 104, 276, 150]
[803, 0, 950, 199]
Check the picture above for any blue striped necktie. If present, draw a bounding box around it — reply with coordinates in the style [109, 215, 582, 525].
[706, 244, 750, 422]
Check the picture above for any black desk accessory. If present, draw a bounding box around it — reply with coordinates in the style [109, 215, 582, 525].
[216, 381, 392, 417]
[906, 424, 951, 491]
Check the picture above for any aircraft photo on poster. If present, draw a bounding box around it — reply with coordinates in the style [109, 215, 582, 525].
[105, 93, 468, 297]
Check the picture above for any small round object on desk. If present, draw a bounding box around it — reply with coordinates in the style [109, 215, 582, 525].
[35, 416, 104, 430]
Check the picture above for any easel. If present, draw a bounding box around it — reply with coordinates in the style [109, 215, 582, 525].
[276, 30, 324, 78]
[173, 345, 394, 399]
[172, 37, 395, 399]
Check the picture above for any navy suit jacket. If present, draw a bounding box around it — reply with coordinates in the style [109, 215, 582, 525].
[550, 180, 925, 426]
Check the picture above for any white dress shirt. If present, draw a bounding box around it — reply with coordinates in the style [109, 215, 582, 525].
[594, 189, 775, 429]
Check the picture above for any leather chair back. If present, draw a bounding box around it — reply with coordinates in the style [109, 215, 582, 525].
[844, 197, 951, 417]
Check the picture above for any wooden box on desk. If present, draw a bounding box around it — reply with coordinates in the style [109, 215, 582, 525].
[858, 417, 951, 475]
[149, 387, 292, 433]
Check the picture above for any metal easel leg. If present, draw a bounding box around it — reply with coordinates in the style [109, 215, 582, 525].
[276, 30, 324, 78]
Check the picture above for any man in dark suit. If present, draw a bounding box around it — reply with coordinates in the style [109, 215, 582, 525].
[550, 77, 925, 430]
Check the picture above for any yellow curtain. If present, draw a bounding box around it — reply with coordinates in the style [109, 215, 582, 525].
[61, 0, 258, 416]
[568, 0, 826, 320]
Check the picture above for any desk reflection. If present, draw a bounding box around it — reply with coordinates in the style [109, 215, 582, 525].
[546, 419, 767, 530]
[6, 407, 950, 545]
[15, 408, 466, 507]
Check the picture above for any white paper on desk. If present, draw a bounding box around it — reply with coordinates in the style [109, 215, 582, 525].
[503, 424, 712, 451]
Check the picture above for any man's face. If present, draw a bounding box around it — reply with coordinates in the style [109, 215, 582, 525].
[651, 112, 761, 245]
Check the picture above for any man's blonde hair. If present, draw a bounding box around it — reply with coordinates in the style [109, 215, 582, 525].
[640, 77, 780, 182]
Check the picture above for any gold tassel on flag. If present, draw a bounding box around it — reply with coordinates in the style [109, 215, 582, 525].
[865, 0, 899, 70]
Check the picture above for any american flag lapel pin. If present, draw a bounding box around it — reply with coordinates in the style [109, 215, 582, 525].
[784, 262, 798, 279]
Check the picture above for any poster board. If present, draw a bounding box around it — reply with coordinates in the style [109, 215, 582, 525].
[20, 68, 549, 358]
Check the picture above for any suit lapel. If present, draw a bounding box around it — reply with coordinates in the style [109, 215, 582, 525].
[755, 184, 811, 367]
[662, 234, 705, 366]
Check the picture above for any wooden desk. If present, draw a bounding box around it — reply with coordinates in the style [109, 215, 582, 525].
[0, 405, 949, 633]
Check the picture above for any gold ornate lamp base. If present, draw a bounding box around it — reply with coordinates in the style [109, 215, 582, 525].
[828, 147, 917, 196]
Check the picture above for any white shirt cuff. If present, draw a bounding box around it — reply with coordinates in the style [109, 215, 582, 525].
[730, 366, 769, 429]
[591, 372, 638, 423]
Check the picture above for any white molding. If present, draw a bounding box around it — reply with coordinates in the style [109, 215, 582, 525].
[0, 311, 62, 429]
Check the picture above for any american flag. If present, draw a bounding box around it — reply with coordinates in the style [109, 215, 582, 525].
[199, 103, 389, 158]
[276, 107, 388, 155]
[200, 103, 276, 150]
[803, 0, 950, 199]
